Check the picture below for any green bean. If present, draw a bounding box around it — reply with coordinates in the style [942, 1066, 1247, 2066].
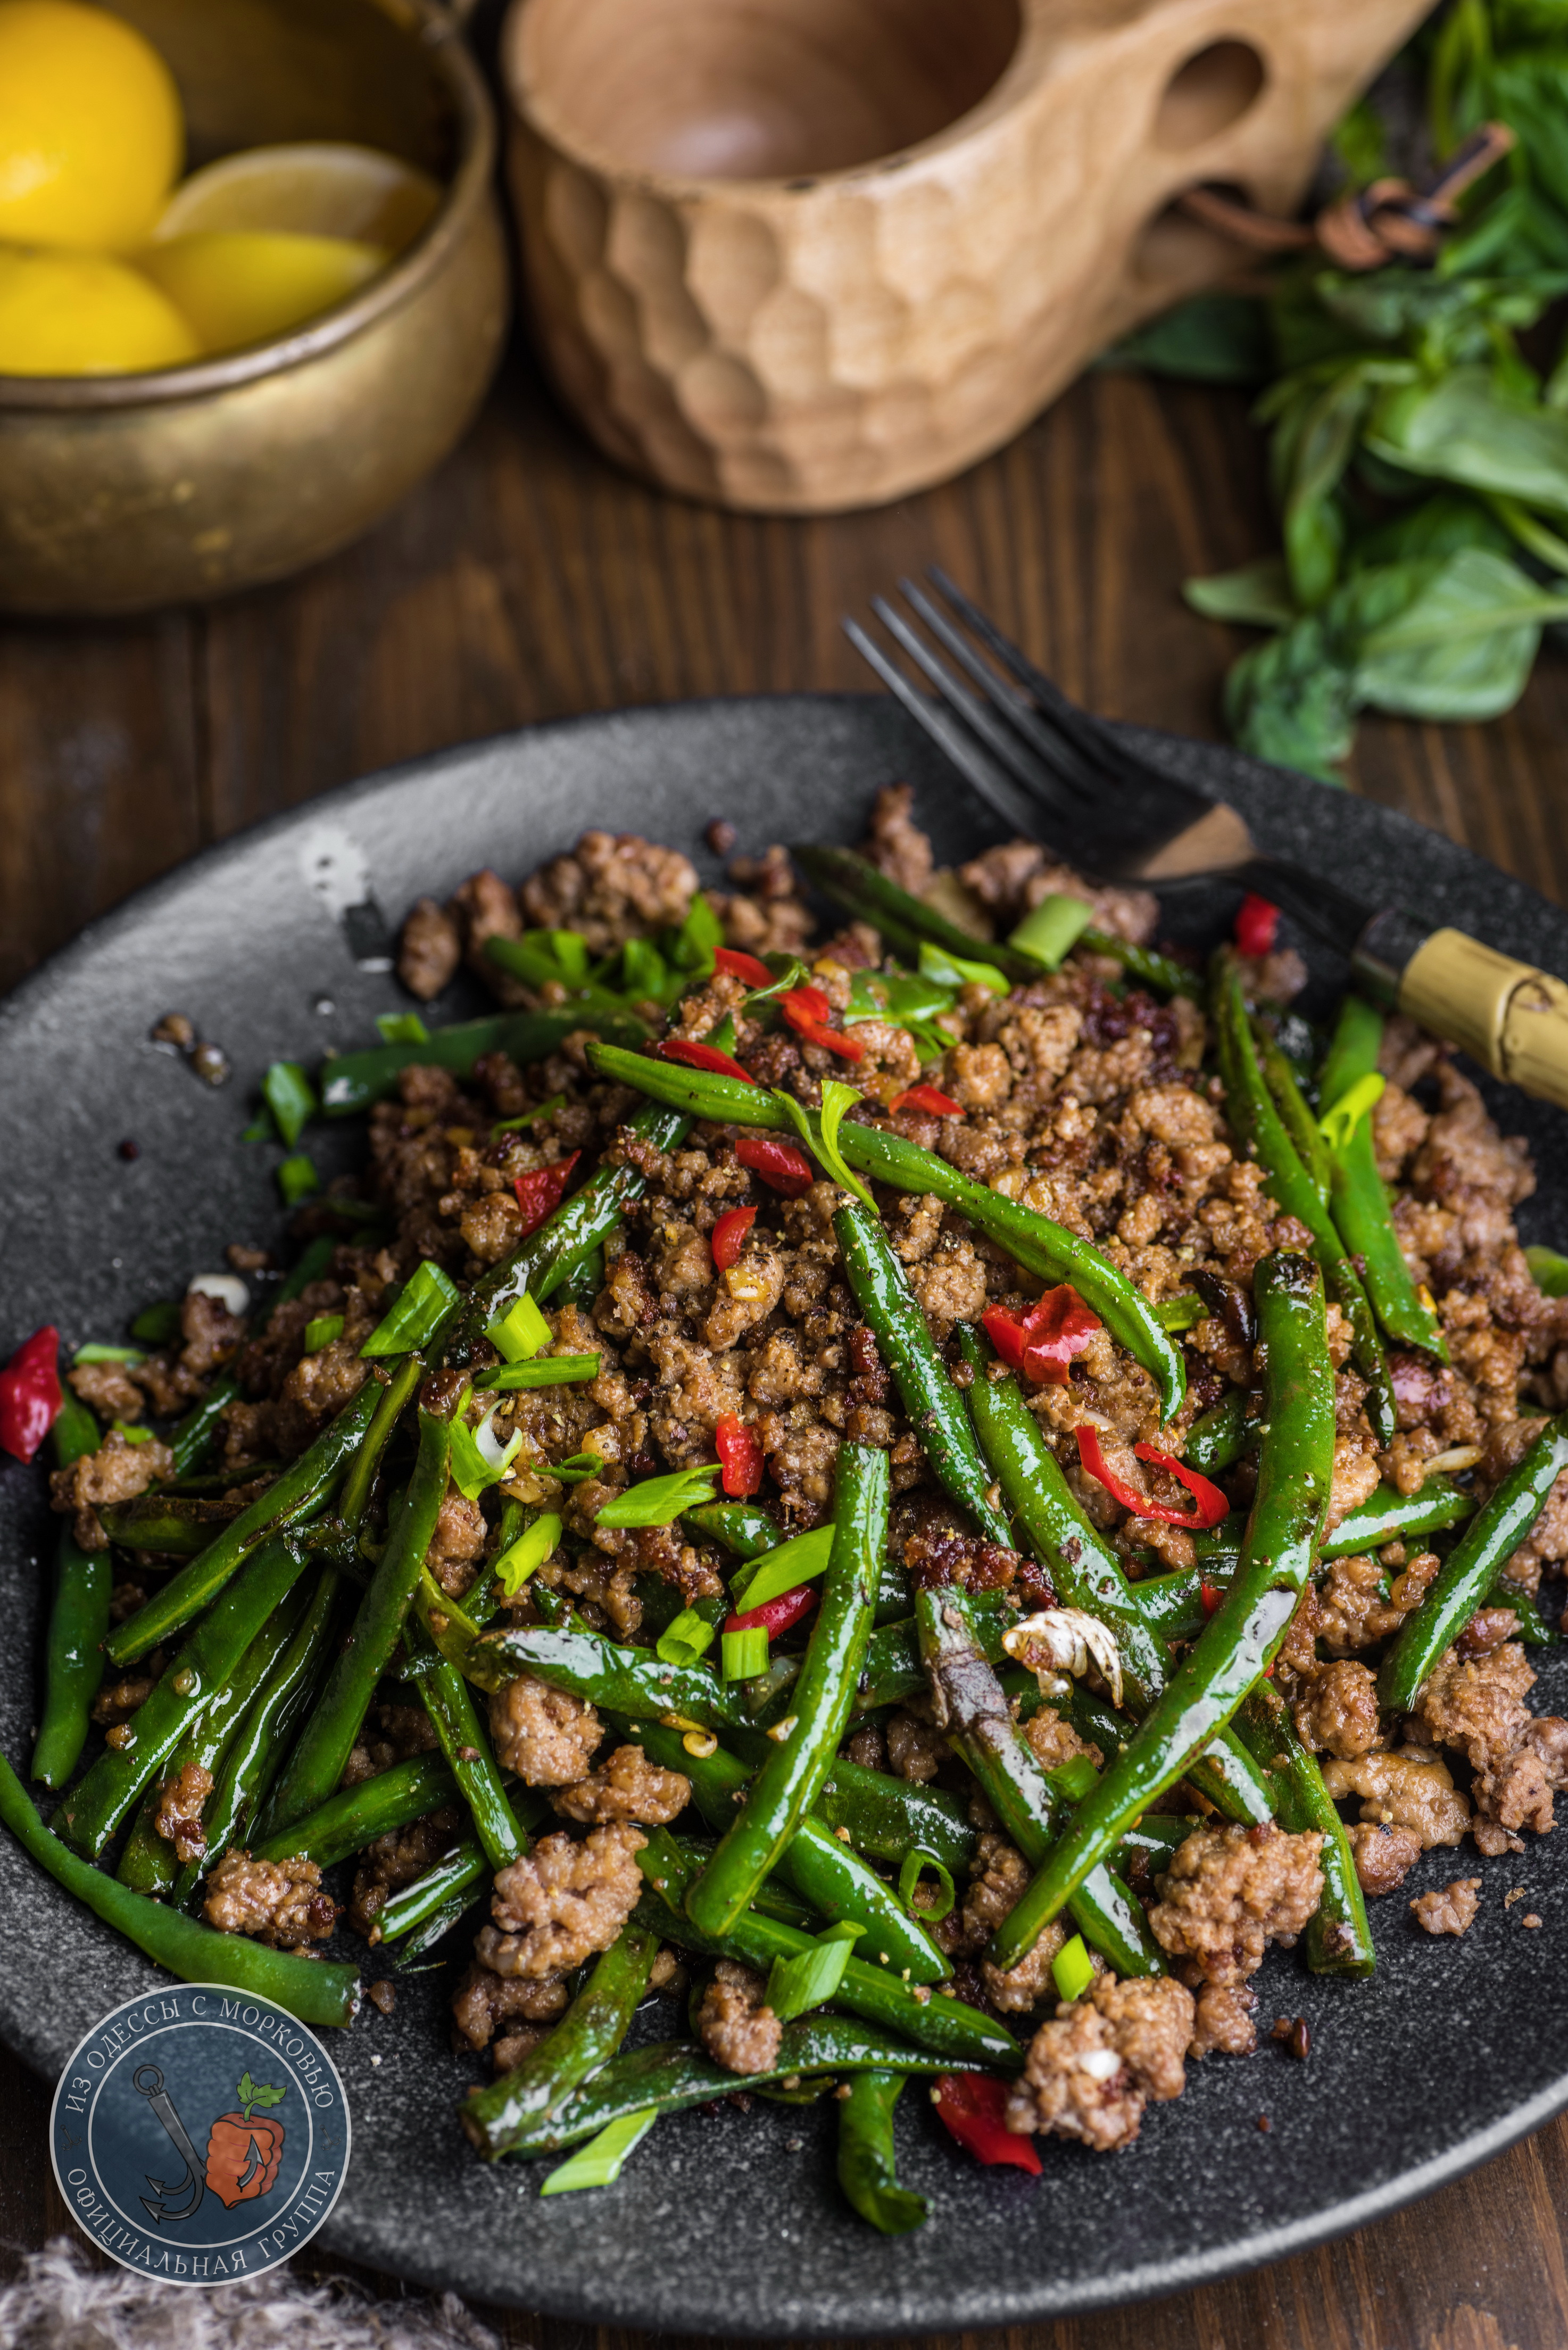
[443, 1100, 691, 1366]
[31, 1400, 112, 1788]
[379, 1841, 487, 1947]
[253, 1751, 459, 1868]
[790, 843, 1202, 1002]
[1182, 1475, 1474, 1582]
[811, 1755, 975, 1874]
[461, 1922, 659, 2158]
[1379, 1410, 1568, 1712]
[991, 1249, 1335, 1970]
[472, 1620, 755, 1726]
[1256, 1024, 1331, 1204]
[405, 1621, 527, 1870]
[1495, 1584, 1558, 1645]
[106, 1382, 380, 1665]
[683, 1500, 783, 1559]
[170, 1459, 287, 1496]
[337, 1355, 422, 1534]
[169, 1375, 242, 1479]
[1213, 956, 1396, 1444]
[1059, 1684, 1273, 1828]
[59, 1535, 311, 1860]
[262, 1408, 453, 1838]
[1232, 1689, 1373, 1975]
[642, 1830, 1017, 2071]
[172, 1563, 341, 1906]
[1318, 996, 1447, 1358]
[117, 1586, 308, 1896]
[583, 1044, 1187, 1421]
[687, 1442, 885, 1937]
[1185, 1389, 1258, 1475]
[915, 1587, 1165, 1979]
[958, 1328, 1168, 1708]
[0, 1756, 359, 2028]
[836, 1206, 1011, 1549]
[740, 1590, 1016, 1722]
[319, 1008, 643, 1118]
[837, 2071, 927, 2235]
[99, 1495, 249, 1555]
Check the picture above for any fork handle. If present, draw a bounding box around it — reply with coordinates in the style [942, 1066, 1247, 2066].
[1396, 929, 1568, 1110]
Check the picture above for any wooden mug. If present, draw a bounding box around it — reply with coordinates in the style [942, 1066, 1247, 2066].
[500, 0, 1429, 514]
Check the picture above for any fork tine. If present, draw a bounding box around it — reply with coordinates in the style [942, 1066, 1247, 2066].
[840, 616, 1073, 849]
[867, 595, 1093, 836]
[895, 576, 1106, 802]
[924, 565, 1130, 769]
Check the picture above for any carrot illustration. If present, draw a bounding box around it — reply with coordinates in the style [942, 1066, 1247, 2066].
[204, 2070, 286, 2208]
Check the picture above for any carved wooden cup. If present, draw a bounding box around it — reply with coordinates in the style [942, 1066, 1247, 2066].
[502, 0, 1429, 514]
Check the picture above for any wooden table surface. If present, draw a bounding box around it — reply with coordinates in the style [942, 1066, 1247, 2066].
[3, 333, 1566, 2350]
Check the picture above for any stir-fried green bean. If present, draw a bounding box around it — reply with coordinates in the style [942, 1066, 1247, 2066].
[461, 1923, 659, 2158]
[406, 1621, 527, 1871]
[31, 1398, 111, 1789]
[1233, 1690, 1373, 1976]
[836, 2071, 927, 2235]
[1318, 995, 1447, 1358]
[253, 1752, 459, 1868]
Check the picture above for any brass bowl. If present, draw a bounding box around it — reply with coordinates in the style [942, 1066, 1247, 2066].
[0, 0, 509, 615]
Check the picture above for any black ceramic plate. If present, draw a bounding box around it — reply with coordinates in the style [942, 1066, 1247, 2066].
[2, 694, 1565, 2334]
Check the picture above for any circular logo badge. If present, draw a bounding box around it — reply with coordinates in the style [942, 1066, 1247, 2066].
[49, 1983, 351, 2287]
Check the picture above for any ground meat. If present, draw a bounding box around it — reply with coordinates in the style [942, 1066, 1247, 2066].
[1411, 1878, 1482, 1935]
[348, 1807, 464, 1939]
[1006, 1975, 1195, 2152]
[152, 1761, 213, 1865]
[1292, 1660, 1383, 1760]
[91, 1670, 158, 1726]
[449, 868, 526, 1002]
[1149, 1824, 1325, 1986]
[861, 784, 934, 897]
[1322, 1750, 1471, 1847]
[489, 1675, 602, 1785]
[550, 1743, 690, 1825]
[67, 1359, 144, 1421]
[885, 1711, 947, 1784]
[49, 1429, 176, 1550]
[1348, 1822, 1424, 1896]
[1414, 1642, 1537, 1774]
[954, 1831, 1068, 2011]
[1316, 1551, 1438, 1653]
[1022, 1708, 1103, 1774]
[520, 830, 698, 956]
[482, 1824, 646, 1976]
[451, 1959, 570, 2051]
[397, 895, 462, 999]
[696, 1959, 783, 2076]
[427, 1486, 487, 1598]
[1188, 1982, 1258, 2058]
[203, 1851, 339, 1947]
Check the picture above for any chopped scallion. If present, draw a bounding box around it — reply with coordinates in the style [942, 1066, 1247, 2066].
[656, 1608, 717, 1667]
[728, 1525, 834, 1613]
[917, 939, 1009, 997]
[1008, 893, 1093, 970]
[263, 1060, 318, 1150]
[897, 1848, 956, 1925]
[360, 1259, 461, 1358]
[491, 1092, 566, 1139]
[474, 1353, 601, 1391]
[1051, 1932, 1094, 2005]
[765, 1924, 861, 2021]
[1155, 1292, 1207, 1333]
[277, 1153, 320, 1205]
[376, 1011, 430, 1046]
[73, 1343, 145, 1366]
[488, 1289, 551, 1364]
[303, 1314, 345, 1354]
[495, 1511, 562, 1596]
[721, 1625, 769, 1681]
[538, 2106, 658, 2195]
[450, 1405, 524, 1502]
[111, 1420, 151, 1446]
[596, 1463, 723, 1528]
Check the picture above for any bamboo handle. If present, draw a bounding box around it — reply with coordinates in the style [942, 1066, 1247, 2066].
[1397, 929, 1568, 1110]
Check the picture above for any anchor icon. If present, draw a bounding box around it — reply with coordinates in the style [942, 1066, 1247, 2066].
[130, 2063, 207, 2225]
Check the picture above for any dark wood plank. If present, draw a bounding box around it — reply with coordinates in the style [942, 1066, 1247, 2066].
[2, 334, 1567, 2346]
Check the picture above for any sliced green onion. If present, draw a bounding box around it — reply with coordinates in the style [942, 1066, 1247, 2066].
[475, 1354, 601, 1392]
[1051, 1752, 1099, 1804]
[277, 1153, 320, 1205]
[765, 1924, 861, 2021]
[489, 1290, 551, 1364]
[1155, 1292, 1208, 1332]
[539, 2106, 659, 2195]
[111, 1419, 152, 1445]
[360, 1259, 461, 1357]
[451, 1405, 524, 1502]
[917, 939, 1009, 997]
[897, 1848, 956, 1925]
[491, 1093, 566, 1139]
[1526, 1246, 1568, 1300]
[1051, 1932, 1095, 2004]
[548, 1451, 608, 1485]
[495, 1512, 562, 1596]
[656, 1608, 717, 1667]
[721, 1626, 769, 1681]
[263, 1060, 318, 1150]
[376, 1011, 430, 1046]
[774, 1085, 874, 1212]
[130, 1300, 181, 1347]
[1008, 894, 1094, 970]
[597, 1464, 723, 1528]
[728, 1525, 835, 1613]
[303, 1314, 344, 1354]
[73, 1343, 145, 1366]
[1319, 1071, 1386, 1154]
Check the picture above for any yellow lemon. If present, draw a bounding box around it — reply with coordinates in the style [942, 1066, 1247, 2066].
[155, 142, 440, 253]
[136, 229, 389, 355]
[0, 0, 182, 251]
[0, 244, 197, 373]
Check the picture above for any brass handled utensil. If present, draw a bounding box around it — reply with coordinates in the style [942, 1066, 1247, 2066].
[844, 569, 1568, 1111]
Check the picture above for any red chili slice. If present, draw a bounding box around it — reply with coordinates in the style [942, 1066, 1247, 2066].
[1200, 1579, 1223, 1616]
[714, 1411, 765, 1496]
[714, 947, 775, 988]
[0, 1325, 62, 1464]
[889, 1084, 966, 1118]
[710, 1206, 757, 1272]
[511, 1152, 580, 1238]
[932, 2073, 1042, 2173]
[1234, 892, 1280, 957]
[725, 1583, 816, 1639]
[778, 987, 864, 1062]
[735, 1134, 815, 1197]
[654, 1037, 757, 1086]
[982, 1285, 1102, 1387]
[1076, 1426, 1231, 1530]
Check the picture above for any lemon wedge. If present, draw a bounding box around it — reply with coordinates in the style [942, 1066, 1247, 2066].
[155, 142, 439, 253]
[135, 229, 391, 355]
[0, 244, 197, 373]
